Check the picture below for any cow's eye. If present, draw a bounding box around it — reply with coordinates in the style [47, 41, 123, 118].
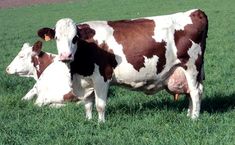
[72, 36, 78, 44]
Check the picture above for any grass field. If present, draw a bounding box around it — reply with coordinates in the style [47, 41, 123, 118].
[0, 0, 235, 144]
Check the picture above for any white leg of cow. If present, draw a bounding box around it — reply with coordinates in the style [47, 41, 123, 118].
[189, 83, 203, 119]
[34, 98, 44, 106]
[35, 93, 49, 107]
[49, 103, 65, 108]
[187, 97, 192, 117]
[85, 100, 93, 120]
[93, 81, 109, 123]
[84, 94, 94, 120]
[22, 84, 37, 100]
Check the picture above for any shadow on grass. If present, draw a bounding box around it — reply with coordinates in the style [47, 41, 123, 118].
[107, 93, 235, 115]
[201, 93, 235, 113]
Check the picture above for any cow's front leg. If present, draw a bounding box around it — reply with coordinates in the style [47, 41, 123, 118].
[34, 94, 50, 107]
[93, 79, 109, 123]
[22, 84, 37, 100]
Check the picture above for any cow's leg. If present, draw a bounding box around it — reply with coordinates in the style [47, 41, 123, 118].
[34, 92, 51, 106]
[49, 103, 65, 108]
[72, 74, 95, 120]
[35, 96, 45, 106]
[186, 94, 192, 117]
[92, 79, 109, 123]
[189, 83, 203, 119]
[22, 84, 37, 100]
[84, 94, 94, 120]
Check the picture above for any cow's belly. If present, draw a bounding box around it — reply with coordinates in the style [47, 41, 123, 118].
[113, 63, 157, 87]
[113, 55, 159, 82]
[112, 59, 167, 93]
[112, 62, 189, 95]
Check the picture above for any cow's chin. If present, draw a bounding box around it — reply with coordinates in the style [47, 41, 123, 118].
[60, 59, 72, 64]
[59, 55, 74, 63]
[18, 72, 33, 77]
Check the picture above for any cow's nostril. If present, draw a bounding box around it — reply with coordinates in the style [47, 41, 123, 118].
[68, 54, 72, 58]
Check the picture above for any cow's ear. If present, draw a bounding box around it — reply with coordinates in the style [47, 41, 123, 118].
[37, 28, 55, 41]
[32, 41, 43, 54]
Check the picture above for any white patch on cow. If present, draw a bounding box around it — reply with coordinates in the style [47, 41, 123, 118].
[149, 9, 196, 43]
[84, 22, 124, 63]
[83, 21, 111, 44]
[170, 9, 195, 31]
[55, 18, 77, 60]
[35, 60, 72, 106]
[185, 41, 201, 87]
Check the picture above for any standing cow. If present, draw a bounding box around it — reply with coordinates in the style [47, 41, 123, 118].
[37, 9, 208, 122]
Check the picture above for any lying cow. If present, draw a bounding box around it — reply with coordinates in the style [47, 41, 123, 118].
[38, 9, 208, 122]
[6, 41, 78, 106]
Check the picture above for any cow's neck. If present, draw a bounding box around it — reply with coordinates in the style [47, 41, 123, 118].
[70, 39, 117, 82]
[32, 51, 54, 78]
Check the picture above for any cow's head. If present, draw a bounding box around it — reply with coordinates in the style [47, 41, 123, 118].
[6, 43, 37, 78]
[37, 18, 78, 62]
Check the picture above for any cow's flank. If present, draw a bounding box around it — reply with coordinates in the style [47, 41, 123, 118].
[108, 19, 167, 73]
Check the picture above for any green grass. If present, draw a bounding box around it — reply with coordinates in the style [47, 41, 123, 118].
[0, 0, 235, 144]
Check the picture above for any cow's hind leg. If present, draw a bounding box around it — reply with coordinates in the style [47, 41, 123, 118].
[186, 94, 192, 117]
[188, 82, 203, 119]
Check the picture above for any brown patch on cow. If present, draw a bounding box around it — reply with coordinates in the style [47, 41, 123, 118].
[70, 38, 117, 82]
[108, 19, 167, 73]
[63, 91, 80, 102]
[77, 24, 96, 42]
[31, 41, 54, 78]
[32, 41, 43, 53]
[174, 10, 208, 81]
[96, 41, 117, 81]
[174, 30, 192, 64]
[71, 24, 117, 82]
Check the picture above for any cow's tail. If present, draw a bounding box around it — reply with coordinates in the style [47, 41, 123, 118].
[200, 10, 208, 81]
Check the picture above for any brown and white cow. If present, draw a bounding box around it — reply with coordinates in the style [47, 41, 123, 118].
[37, 9, 208, 122]
[6, 41, 78, 106]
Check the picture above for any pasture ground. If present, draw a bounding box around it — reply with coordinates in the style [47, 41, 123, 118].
[0, 0, 235, 144]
